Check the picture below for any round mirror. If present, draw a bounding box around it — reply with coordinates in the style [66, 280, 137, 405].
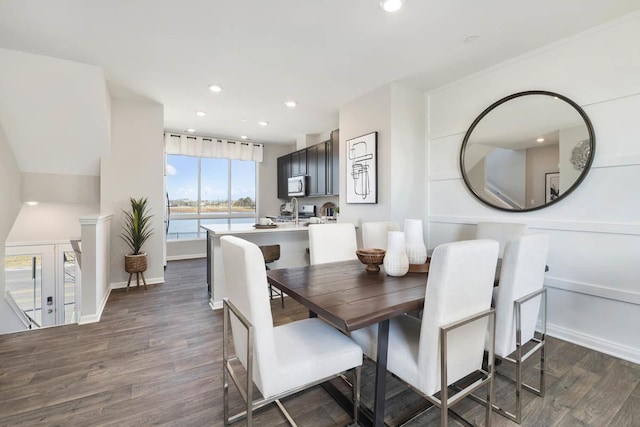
[460, 90, 595, 212]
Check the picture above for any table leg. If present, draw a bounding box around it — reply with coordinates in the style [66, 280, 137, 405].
[373, 319, 390, 427]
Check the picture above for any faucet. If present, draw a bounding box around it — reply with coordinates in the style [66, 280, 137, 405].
[291, 197, 299, 226]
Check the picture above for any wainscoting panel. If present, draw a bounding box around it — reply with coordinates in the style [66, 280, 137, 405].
[425, 13, 640, 362]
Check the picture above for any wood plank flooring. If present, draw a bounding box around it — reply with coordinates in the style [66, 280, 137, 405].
[0, 258, 638, 426]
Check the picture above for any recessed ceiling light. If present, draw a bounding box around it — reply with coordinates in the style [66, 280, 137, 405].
[285, 100, 297, 108]
[26, 201, 39, 206]
[186, 128, 196, 133]
[240, 135, 249, 140]
[258, 121, 269, 126]
[208, 84, 223, 93]
[195, 111, 207, 117]
[464, 35, 478, 44]
[537, 137, 545, 143]
[380, 0, 403, 13]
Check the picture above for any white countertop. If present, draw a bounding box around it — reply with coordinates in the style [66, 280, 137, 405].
[201, 223, 310, 236]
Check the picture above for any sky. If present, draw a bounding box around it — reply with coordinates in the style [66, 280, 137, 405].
[166, 155, 256, 202]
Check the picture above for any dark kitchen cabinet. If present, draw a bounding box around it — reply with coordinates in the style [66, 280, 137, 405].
[307, 142, 327, 196]
[328, 129, 340, 195]
[276, 129, 340, 199]
[290, 149, 307, 177]
[277, 155, 291, 199]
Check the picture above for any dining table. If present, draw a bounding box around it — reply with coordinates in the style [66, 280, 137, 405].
[266, 259, 430, 427]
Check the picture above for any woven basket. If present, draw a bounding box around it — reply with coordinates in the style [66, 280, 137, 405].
[125, 253, 148, 273]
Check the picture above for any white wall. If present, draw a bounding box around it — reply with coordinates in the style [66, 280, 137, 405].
[526, 144, 559, 208]
[166, 239, 205, 260]
[390, 84, 427, 222]
[21, 173, 100, 204]
[101, 98, 165, 286]
[7, 203, 98, 243]
[259, 143, 294, 216]
[78, 215, 111, 324]
[7, 173, 100, 246]
[0, 48, 110, 176]
[426, 13, 640, 362]
[339, 83, 426, 227]
[0, 120, 25, 333]
[486, 148, 526, 207]
[340, 85, 392, 223]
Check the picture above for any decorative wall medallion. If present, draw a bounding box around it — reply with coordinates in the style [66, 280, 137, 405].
[571, 139, 591, 171]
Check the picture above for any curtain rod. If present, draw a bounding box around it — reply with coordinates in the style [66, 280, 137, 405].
[165, 132, 262, 147]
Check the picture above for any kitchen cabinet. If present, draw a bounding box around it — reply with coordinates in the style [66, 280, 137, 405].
[276, 129, 339, 199]
[277, 155, 290, 199]
[329, 129, 339, 196]
[307, 142, 327, 196]
[290, 149, 307, 177]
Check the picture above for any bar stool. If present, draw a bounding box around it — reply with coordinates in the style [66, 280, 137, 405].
[259, 244, 284, 308]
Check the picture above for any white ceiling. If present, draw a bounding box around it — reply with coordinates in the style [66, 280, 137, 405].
[0, 0, 638, 145]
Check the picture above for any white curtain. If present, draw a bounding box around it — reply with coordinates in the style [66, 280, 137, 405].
[164, 133, 264, 162]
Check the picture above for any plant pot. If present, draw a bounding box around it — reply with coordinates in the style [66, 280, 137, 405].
[125, 252, 148, 273]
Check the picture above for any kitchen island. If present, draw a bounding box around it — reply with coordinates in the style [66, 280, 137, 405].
[201, 223, 310, 309]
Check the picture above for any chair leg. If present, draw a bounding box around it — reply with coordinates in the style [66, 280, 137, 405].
[274, 400, 296, 426]
[353, 366, 361, 426]
[280, 290, 285, 309]
[223, 303, 230, 425]
[515, 343, 523, 423]
[486, 312, 495, 427]
[482, 289, 546, 424]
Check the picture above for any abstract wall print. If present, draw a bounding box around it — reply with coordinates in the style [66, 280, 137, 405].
[346, 132, 377, 204]
[545, 172, 560, 203]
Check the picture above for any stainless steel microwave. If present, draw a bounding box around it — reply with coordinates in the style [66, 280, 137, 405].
[287, 176, 307, 197]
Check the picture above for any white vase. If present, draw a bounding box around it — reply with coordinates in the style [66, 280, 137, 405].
[404, 219, 427, 264]
[383, 231, 409, 276]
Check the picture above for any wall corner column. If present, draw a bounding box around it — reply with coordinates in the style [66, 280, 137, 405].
[78, 214, 112, 324]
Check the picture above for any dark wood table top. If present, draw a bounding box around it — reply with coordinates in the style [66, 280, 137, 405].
[266, 260, 428, 332]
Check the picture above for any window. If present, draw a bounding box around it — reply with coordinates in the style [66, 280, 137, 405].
[166, 154, 257, 240]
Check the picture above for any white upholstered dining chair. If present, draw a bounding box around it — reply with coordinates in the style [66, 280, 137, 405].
[351, 239, 499, 427]
[308, 223, 358, 265]
[480, 233, 549, 424]
[475, 222, 528, 257]
[361, 221, 400, 249]
[220, 236, 363, 426]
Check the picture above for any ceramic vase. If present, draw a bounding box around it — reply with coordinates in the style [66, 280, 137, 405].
[404, 219, 427, 264]
[383, 231, 409, 276]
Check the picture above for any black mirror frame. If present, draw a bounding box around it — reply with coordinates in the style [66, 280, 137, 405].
[459, 90, 596, 212]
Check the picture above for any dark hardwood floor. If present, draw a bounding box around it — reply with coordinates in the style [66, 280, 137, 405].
[0, 259, 638, 426]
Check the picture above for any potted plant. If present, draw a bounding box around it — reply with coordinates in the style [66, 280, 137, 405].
[120, 197, 153, 291]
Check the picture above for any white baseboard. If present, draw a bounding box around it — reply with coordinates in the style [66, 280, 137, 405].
[79, 286, 112, 325]
[110, 276, 165, 290]
[166, 254, 206, 261]
[547, 322, 640, 364]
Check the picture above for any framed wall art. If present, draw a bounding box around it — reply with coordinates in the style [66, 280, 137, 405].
[346, 132, 377, 204]
[545, 172, 560, 203]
